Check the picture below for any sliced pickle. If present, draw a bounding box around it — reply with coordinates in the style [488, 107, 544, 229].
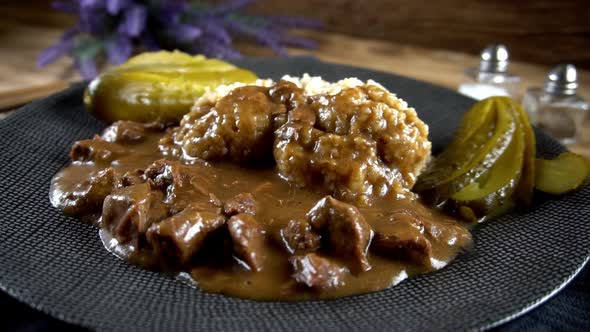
[497, 97, 536, 207]
[446, 95, 497, 148]
[456, 199, 516, 222]
[415, 98, 495, 191]
[415, 95, 563, 221]
[449, 110, 525, 218]
[84, 51, 258, 123]
[415, 98, 516, 203]
[535, 152, 590, 194]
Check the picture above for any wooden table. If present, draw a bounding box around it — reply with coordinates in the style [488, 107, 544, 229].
[1, 4, 588, 156]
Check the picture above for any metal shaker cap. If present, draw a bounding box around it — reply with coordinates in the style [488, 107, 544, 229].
[479, 44, 509, 73]
[544, 64, 578, 95]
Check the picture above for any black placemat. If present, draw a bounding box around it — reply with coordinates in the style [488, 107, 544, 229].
[1, 56, 589, 331]
[2, 265, 588, 331]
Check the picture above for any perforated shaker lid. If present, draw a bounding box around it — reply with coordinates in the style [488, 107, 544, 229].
[544, 64, 578, 96]
[479, 44, 510, 73]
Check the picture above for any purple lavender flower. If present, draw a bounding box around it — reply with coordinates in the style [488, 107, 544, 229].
[156, 0, 187, 25]
[205, 0, 257, 15]
[106, 35, 133, 65]
[76, 57, 99, 79]
[196, 39, 242, 59]
[37, 25, 79, 67]
[37, 39, 74, 67]
[80, 0, 103, 9]
[199, 18, 232, 45]
[107, 0, 131, 15]
[168, 24, 202, 42]
[39, 0, 323, 78]
[118, 5, 147, 37]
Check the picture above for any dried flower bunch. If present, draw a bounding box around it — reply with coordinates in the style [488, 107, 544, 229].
[38, 0, 322, 78]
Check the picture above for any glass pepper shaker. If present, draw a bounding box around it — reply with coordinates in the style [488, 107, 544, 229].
[458, 44, 521, 100]
[522, 64, 589, 145]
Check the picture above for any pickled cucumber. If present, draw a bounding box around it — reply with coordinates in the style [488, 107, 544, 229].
[84, 51, 258, 123]
[535, 152, 590, 194]
[415, 98, 516, 203]
[450, 109, 525, 218]
[499, 97, 536, 207]
[416, 95, 589, 221]
[415, 96, 538, 221]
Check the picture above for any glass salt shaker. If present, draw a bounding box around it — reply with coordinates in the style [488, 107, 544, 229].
[522, 64, 589, 145]
[458, 44, 521, 100]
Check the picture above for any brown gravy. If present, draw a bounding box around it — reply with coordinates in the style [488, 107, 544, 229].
[50, 129, 471, 301]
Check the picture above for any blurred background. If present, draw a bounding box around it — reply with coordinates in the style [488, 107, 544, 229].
[0, 0, 589, 151]
[7, 0, 590, 64]
[251, 0, 590, 68]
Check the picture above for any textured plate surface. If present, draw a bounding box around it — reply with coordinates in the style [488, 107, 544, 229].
[1, 57, 589, 331]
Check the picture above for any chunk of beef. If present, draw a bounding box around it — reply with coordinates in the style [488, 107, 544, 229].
[223, 193, 257, 216]
[208, 193, 223, 207]
[174, 86, 284, 163]
[280, 218, 321, 254]
[120, 169, 146, 187]
[289, 253, 348, 289]
[101, 121, 165, 143]
[265, 80, 302, 129]
[269, 80, 305, 111]
[144, 159, 211, 213]
[371, 209, 432, 266]
[158, 132, 183, 158]
[423, 218, 472, 249]
[101, 182, 168, 245]
[144, 159, 188, 190]
[287, 106, 316, 124]
[101, 121, 146, 143]
[146, 202, 225, 265]
[306, 196, 372, 273]
[227, 213, 266, 272]
[70, 138, 126, 163]
[62, 167, 116, 216]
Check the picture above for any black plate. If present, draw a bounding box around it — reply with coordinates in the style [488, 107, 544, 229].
[1, 56, 588, 331]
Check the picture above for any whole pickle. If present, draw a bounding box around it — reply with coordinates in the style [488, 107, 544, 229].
[84, 51, 257, 123]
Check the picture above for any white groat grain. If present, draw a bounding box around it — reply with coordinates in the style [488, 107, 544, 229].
[182, 74, 431, 203]
[190, 73, 430, 174]
[193, 78, 275, 107]
[192, 74, 409, 114]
